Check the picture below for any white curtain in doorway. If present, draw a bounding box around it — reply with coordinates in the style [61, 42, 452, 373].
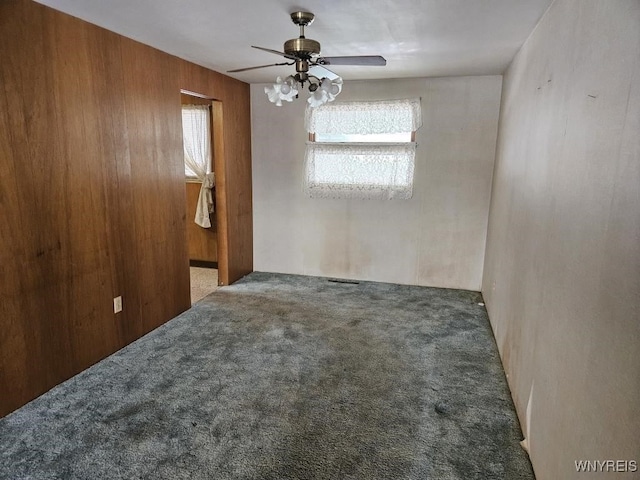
[182, 105, 215, 228]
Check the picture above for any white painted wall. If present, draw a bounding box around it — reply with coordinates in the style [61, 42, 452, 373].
[252, 76, 502, 290]
[483, 1, 640, 479]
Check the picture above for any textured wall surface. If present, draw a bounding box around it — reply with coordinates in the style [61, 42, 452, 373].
[252, 76, 502, 290]
[482, 0, 640, 478]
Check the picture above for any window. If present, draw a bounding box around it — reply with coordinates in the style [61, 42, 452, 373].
[304, 98, 422, 200]
[182, 105, 212, 179]
[182, 104, 215, 228]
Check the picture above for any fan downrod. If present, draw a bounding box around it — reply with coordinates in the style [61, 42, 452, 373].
[284, 12, 320, 59]
[284, 11, 320, 59]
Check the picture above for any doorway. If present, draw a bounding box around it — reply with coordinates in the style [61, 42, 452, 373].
[181, 91, 218, 303]
[179, 83, 253, 294]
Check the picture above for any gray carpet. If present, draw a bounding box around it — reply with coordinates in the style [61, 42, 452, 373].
[0, 272, 534, 479]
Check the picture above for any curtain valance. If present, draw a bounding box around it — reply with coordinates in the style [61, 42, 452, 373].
[305, 98, 422, 135]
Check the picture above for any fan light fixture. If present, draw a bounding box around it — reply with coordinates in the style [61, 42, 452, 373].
[228, 11, 386, 108]
[264, 74, 342, 107]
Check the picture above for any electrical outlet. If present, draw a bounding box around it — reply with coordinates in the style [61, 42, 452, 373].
[113, 296, 123, 314]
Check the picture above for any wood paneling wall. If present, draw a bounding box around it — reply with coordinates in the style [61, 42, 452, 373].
[0, 0, 252, 417]
[185, 182, 218, 262]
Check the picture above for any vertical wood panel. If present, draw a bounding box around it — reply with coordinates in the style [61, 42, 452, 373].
[50, 8, 119, 372]
[87, 19, 140, 347]
[0, 0, 251, 417]
[118, 40, 189, 336]
[221, 76, 253, 284]
[0, 2, 81, 407]
[0, 1, 69, 412]
[212, 101, 230, 283]
[185, 182, 218, 262]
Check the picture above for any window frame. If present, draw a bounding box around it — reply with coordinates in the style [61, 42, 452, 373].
[304, 98, 421, 200]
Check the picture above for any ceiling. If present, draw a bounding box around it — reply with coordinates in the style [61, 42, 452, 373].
[36, 0, 553, 84]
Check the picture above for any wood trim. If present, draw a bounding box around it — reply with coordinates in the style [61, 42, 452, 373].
[211, 101, 230, 285]
[189, 260, 218, 269]
[180, 89, 211, 99]
[180, 93, 212, 106]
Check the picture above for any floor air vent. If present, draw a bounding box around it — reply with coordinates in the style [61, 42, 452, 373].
[327, 278, 360, 285]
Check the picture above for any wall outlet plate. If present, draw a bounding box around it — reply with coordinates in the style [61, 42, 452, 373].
[113, 296, 123, 314]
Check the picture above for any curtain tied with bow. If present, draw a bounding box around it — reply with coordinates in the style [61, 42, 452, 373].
[182, 105, 215, 228]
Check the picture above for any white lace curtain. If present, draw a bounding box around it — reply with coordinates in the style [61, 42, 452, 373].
[182, 105, 215, 228]
[304, 98, 422, 200]
[305, 143, 416, 199]
[305, 98, 422, 135]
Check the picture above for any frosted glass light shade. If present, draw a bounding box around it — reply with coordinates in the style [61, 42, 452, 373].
[265, 75, 342, 107]
[264, 76, 299, 106]
[307, 77, 342, 107]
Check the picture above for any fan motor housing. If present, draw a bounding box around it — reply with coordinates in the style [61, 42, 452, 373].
[284, 38, 320, 58]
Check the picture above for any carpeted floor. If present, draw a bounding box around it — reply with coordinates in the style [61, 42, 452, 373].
[0, 272, 534, 479]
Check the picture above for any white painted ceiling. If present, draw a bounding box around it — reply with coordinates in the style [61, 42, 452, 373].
[36, 0, 553, 84]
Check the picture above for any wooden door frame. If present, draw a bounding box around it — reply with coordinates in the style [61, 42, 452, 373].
[211, 100, 229, 285]
[180, 89, 229, 286]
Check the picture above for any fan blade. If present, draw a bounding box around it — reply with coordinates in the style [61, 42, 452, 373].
[309, 64, 340, 80]
[319, 55, 387, 66]
[227, 62, 293, 73]
[252, 46, 298, 61]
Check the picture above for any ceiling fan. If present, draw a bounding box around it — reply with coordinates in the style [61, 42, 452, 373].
[228, 11, 386, 107]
